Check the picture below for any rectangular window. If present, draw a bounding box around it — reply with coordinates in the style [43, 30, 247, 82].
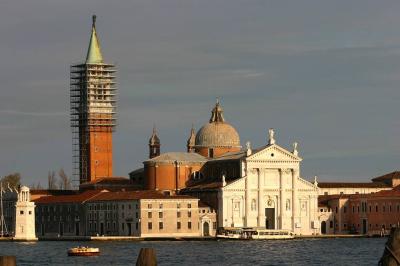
[148, 204, 152, 209]
[343, 207, 346, 213]
[177, 211, 181, 218]
[188, 203, 191, 208]
[213, 222, 217, 230]
[20, 211, 24, 215]
[177, 222, 181, 230]
[177, 203, 181, 209]
[159, 212, 163, 218]
[188, 211, 191, 218]
[188, 222, 192, 229]
[159, 222, 163, 230]
[148, 222, 152, 230]
[376, 205, 378, 212]
[159, 204, 163, 209]
[148, 212, 152, 219]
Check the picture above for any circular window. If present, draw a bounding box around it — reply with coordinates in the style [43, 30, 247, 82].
[271, 153, 274, 157]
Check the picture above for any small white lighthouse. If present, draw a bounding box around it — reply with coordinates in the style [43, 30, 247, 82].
[14, 186, 37, 240]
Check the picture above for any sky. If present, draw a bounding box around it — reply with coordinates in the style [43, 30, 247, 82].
[1, 0, 400, 187]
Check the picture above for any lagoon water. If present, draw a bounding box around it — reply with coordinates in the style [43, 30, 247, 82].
[0, 238, 387, 265]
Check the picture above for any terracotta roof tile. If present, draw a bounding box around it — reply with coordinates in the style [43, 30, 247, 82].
[318, 182, 389, 188]
[372, 171, 400, 182]
[33, 190, 105, 204]
[348, 185, 400, 199]
[144, 152, 207, 164]
[80, 177, 131, 185]
[33, 190, 197, 204]
[88, 190, 197, 201]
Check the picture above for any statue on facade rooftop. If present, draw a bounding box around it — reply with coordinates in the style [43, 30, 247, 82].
[268, 128, 276, 145]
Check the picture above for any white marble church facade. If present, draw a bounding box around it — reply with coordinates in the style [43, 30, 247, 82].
[217, 133, 320, 235]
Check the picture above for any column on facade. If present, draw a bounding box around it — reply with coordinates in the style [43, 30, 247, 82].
[292, 169, 298, 231]
[218, 190, 224, 227]
[175, 161, 180, 191]
[279, 169, 285, 229]
[245, 171, 250, 227]
[154, 164, 158, 190]
[257, 169, 264, 227]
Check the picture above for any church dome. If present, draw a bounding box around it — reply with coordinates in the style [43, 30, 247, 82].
[195, 101, 241, 148]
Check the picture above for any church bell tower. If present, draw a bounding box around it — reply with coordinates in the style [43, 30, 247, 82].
[149, 126, 160, 159]
[70, 15, 117, 184]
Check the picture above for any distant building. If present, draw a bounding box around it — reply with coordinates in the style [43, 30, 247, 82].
[33, 190, 216, 238]
[318, 182, 391, 196]
[318, 171, 400, 235]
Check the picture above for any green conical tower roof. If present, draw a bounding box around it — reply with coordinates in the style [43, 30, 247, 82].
[86, 15, 104, 64]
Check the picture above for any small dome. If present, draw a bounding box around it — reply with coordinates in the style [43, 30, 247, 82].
[195, 100, 240, 148]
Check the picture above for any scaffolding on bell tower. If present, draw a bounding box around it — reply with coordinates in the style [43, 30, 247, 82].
[70, 15, 117, 186]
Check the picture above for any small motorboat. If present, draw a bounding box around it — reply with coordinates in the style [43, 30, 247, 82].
[67, 246, 100, 256]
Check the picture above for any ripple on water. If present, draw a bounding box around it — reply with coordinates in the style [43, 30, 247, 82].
[0, 238, 387, 266]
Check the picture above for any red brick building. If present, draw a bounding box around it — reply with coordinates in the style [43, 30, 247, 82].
[318, 171, 400, 235]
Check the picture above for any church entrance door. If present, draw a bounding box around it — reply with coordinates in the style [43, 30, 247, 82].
[59, 223, 63, 236]
[203, 222, 210, 236]
[362, 219, 367, 234]
[75, 222, 80, 236]
[321, 221, 327, 234]
[265, 208, 275, 229]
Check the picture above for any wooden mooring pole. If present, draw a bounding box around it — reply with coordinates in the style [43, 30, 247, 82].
[0, 256, 16, 266]
[136, 248, 157, 266]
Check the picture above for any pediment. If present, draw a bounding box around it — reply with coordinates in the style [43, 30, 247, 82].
[247, 144, 302, 162]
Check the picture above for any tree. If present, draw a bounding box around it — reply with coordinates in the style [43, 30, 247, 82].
[47, 170, 57, 189]
[58, 168, 72, 190]
[1, 173, 21, 190]
[30, 182, 43, 190]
